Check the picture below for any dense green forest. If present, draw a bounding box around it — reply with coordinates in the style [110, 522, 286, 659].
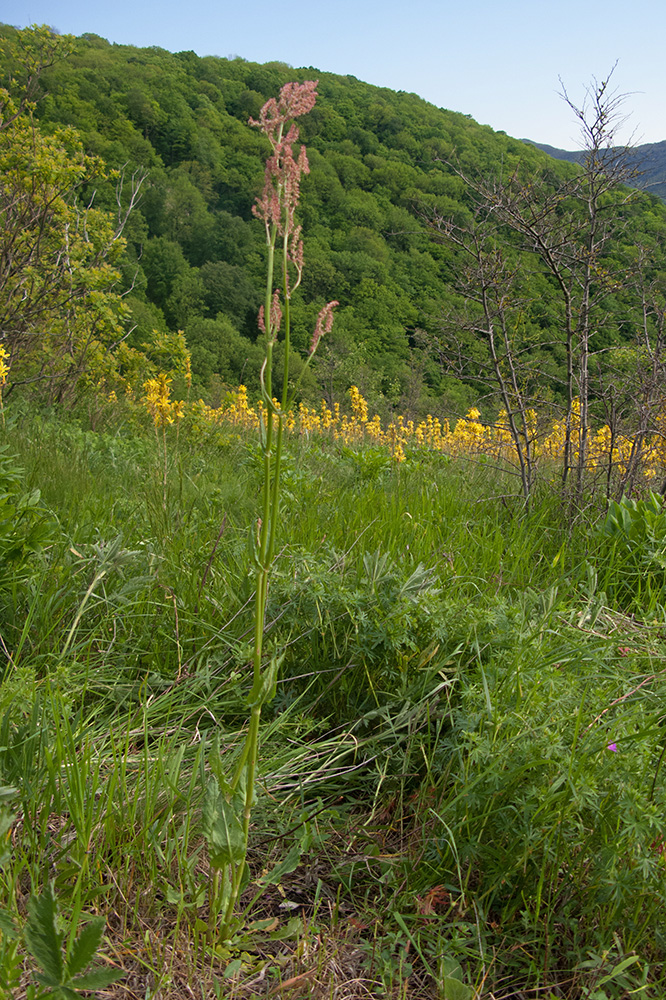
[3, 23, 666, 419]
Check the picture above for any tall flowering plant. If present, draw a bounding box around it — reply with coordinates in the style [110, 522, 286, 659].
[143, 373, 185, 510]
[0, 346, 9, 428]
[203, 82, 337, 940]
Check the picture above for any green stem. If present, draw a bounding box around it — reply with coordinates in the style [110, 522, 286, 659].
[258, 273, 276, 588]
[219, 117, 306, 941]
[221, 861, 240, 939]
[650, 741, 666, 802]
[209, 869, 220, 940]
[162, 424, 168, 512]
[221, 215, 281, 935]
[266, 232, 291, 566]
[61, 569, 107, 659]
[281, 229, 291, 413]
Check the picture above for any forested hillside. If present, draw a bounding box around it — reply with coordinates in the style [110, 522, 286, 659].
[3, 24, 666, 419]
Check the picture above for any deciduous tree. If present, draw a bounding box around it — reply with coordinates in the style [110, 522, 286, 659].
[427, 68, 658, 505]
[0, 27, 144, 399]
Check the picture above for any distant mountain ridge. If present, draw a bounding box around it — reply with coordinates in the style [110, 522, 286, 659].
[523, 139, 666, 202]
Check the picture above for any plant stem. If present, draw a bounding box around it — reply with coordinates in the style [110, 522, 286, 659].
[214, 84, 325, 942]
[61, 569, 107, 659]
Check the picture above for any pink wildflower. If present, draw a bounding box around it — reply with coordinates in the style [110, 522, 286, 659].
[285, 225, 304, 295]
[250, 82, 317, 245]
[607, 742, 618, 752]
[258, 290, 283, 344]
[249, 80, 318, 144]
[309, 301, 339, 356]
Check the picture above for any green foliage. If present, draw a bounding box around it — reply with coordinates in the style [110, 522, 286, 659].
[202, 774, 245, 870]
[0, 445, 53, 596]
[266, 542, 444, 723]
[0, 86, 131, 397]
[21, 884, 121, 997]
[593, 492, 666, 611]
[0, 880, 121, 999]
[4, 24, 666, 993]
[184, 315, 264, 387]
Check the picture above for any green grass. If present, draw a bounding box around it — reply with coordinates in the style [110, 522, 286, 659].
[1, 404, 665, 998]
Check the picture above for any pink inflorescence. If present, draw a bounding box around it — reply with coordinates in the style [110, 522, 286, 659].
[258, 290, 283, 343]
[249, 81, 318, 143]
[250, 81, 318, 244]
[310, 301, 339, 356]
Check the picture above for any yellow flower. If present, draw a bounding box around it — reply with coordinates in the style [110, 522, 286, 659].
[0, 346, 9, 386]
[143, 373, 184, 428]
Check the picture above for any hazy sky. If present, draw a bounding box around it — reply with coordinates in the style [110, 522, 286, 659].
[6, 0, 665, 148]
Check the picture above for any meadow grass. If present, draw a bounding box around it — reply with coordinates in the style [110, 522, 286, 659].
[1, 405, 666, 998]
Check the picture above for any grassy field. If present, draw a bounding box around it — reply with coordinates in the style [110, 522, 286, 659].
[1, 402, 666, 999]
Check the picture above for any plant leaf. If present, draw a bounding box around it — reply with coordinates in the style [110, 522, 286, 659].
[441, 976, 473, 1000]
[246, 653, 282, 708]
[255, 841, 303, 887]
[0, 802, 15, 869]
[399, 562, 435, 600]
[0, 905, 18, 940]
[222, 958, 243, 979]
[24, 885, 64, 986]
[596, 954, 640, 987]
[202, 778, 245, 868]
[70, 967, 124, 989]
[64, 917, 105, 980]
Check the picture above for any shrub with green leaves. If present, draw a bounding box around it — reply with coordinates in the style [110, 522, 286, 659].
[593, 492, 666, 611]
[265, 544, 446, 722]
[414, 589, 666, 988]
[0, 445, 53, 595]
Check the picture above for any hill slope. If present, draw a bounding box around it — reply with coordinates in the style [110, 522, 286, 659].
[2, 25, 666, 416]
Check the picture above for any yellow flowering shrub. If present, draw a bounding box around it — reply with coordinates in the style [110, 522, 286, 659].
[97, 373, 666, 483]
[143, 375, 184, 428]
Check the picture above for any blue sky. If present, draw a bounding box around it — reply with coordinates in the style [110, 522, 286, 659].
[7, 0, 665, 148]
